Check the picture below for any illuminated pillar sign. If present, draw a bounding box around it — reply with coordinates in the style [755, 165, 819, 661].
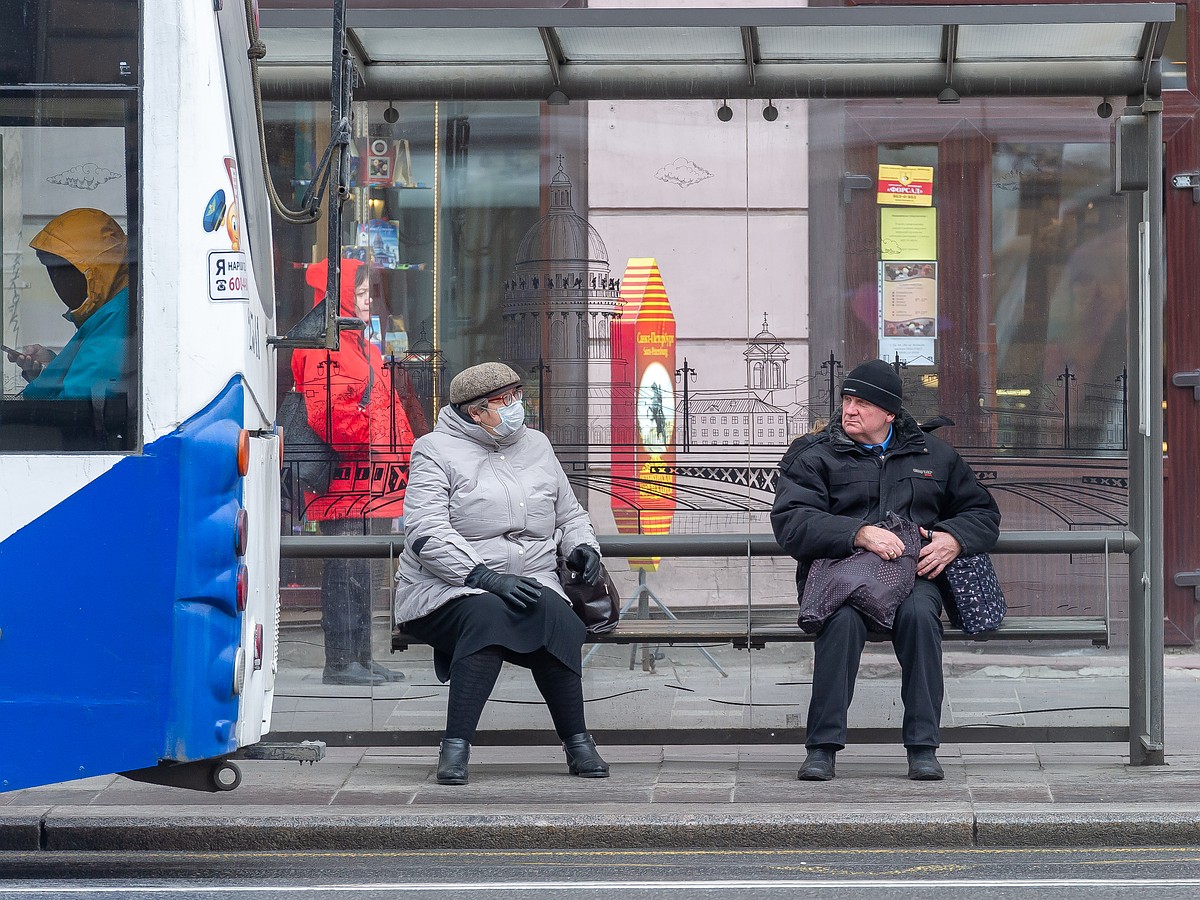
[610, 258, 677, 571]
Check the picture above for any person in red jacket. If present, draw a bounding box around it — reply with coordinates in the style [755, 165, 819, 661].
[292, 257, 422, 685]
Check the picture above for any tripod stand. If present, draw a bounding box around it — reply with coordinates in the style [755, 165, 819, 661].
[582, 568, 728, 677]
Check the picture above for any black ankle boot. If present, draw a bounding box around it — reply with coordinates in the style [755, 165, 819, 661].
[436, 738, 471, 785]
[563, 733, 609, 778]
[797, 747, 837, 781]
[906, 747, 944, 781]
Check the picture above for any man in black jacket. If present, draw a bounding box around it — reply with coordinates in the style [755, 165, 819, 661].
[771, 359, 1000, 781]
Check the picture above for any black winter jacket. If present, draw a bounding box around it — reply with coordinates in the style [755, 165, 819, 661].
[771, 410, 1000, 596]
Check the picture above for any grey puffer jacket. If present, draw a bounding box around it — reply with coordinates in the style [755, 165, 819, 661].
[393, 405, 600, 624]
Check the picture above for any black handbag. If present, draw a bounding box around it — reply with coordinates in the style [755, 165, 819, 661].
[278, 390, 338, 495]
[556, 556, 621, 635]
[940, 553, 1006, 634]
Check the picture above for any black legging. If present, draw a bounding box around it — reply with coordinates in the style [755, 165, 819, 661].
[445, 645, 586, 742]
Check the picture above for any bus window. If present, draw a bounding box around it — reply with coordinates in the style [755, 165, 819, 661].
[1, 62, 138, 451]
[0, 1, 138, 87]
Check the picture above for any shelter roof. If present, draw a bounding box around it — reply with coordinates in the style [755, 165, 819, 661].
[258, 4, 1174, 101]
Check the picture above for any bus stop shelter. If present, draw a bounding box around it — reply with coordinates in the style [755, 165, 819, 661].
[257, 4, 1173, 765]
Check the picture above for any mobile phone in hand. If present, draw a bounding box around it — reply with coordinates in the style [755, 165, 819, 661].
[1, 343, 23, 357]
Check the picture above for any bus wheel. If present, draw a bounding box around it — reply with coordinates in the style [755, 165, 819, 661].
[210, 760, 242, 791]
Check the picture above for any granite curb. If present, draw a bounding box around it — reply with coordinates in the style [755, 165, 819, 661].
[973, 807, 1200, 847]
[1, 806, 975, 851]
[6, 805, 1200, 852]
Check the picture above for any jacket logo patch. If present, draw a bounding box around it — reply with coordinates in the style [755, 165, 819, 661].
[913, 468, 934, 478]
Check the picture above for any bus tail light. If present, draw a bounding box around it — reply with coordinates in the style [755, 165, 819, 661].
[237, 429, 251, 476]
[234, 508, 248, 557]
[254, 623, 264, 671]
[236, 563, 248, 611]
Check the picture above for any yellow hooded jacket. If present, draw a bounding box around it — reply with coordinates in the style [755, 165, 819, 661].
[30, 207, 129, 326]
[23, 208, 132, 401]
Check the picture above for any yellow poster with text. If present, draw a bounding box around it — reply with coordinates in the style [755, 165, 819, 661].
[880, 207, 937, 261]
[877, 164, 933, 206]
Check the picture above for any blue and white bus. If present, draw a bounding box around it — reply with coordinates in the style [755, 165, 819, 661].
[0, 0, 341, 793]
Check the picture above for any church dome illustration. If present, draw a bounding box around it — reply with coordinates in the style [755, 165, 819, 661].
[503, 156, 621, 367]
[744, 313, 789, 390]
[513, 162, 609, 268]
[752, 318, 777, 341]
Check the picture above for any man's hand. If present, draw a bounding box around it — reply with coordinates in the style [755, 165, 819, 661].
[917, 527, 961, 579]
[5, 344, 54, 382]
[854, 524, 906, 561]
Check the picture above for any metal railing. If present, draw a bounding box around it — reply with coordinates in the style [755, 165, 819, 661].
[280, 530, 1140, 559]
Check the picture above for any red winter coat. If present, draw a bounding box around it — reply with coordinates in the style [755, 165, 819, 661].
[291, 257, 420, 521]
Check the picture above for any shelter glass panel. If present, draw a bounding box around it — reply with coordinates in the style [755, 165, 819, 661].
[268, 90, 1131, 741]
[757, 25, 942, 61]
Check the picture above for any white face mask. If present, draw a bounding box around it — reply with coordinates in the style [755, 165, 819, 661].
[492, 399, 526, 437]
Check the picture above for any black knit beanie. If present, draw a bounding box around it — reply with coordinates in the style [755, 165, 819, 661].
[841, 359, 903, 414]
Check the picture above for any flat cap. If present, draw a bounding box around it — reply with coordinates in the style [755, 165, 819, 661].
[449, 362, 522, 405]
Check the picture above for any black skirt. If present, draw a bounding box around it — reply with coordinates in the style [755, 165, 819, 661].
[405, 586, 586, 682]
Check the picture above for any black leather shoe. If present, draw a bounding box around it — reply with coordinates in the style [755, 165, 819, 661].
[436, 738, 471, 785]
[364, 660, 406, 682]
[907, 747, 944, 781]
[322, 661, 386, 686]
[563, 733, 610, 778]
[797, 747, 836, 781]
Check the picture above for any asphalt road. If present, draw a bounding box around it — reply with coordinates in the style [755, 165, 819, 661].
[3, 848, 1200, 899]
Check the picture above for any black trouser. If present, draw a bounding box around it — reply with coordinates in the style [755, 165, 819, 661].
[320, 518, 373, 670]
[805, 578, 944, 750]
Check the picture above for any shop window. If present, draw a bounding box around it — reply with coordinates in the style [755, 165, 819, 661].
[991, 143, 1130, 452]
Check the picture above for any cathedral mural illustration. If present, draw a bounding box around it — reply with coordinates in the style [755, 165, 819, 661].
[497, 159, 812, 540]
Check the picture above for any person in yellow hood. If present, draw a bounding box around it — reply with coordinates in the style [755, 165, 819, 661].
[5, 208, 132, 401]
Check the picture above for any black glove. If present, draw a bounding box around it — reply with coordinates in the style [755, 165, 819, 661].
[565, 545, 602, 586]
[465, 564, 542, 610]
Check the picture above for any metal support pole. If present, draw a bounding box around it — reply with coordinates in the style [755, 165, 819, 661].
[1128, 98, 1166, 766]
[821, 351, 842, 421]
[675, 358, 696, 452]
[324, 1, 353, 350]
[531, 356, 550, 432]
[1117, 365, 1128, 452]
[1057, 365, 1075, 450]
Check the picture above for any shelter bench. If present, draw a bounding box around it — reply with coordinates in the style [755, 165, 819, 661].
[277, 529, 1135, 744]
[391, 612, 1110, 653]
[385, 531, 1127, 653]
[278, 530, 1134, 655]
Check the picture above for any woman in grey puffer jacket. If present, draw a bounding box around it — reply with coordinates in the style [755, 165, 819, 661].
[394, 362, 609, 785]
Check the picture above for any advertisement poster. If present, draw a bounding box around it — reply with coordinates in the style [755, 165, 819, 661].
[879, 262, 937, 364]
[357, 219, 400, 270]
[878, 164, 937, 363]
[880, 207, 937, 261]
[353, 138, 413, 187]
[877, 164, 934, 206]
[610, 258, 677, 572]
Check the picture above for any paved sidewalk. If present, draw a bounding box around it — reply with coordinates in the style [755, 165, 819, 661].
[3, 653, 1199, 851]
